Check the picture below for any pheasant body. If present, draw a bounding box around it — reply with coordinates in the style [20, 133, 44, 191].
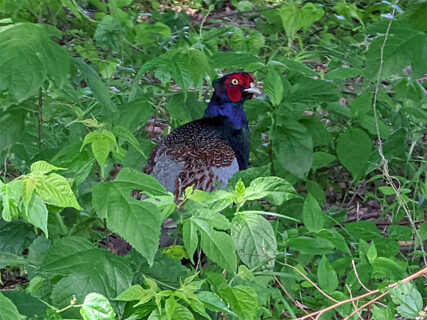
[143, 72, 258, 199]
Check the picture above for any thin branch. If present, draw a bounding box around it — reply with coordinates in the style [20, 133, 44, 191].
[352, 260, 373, 293]
[295, 266, 427, 320]
[343, 291, 389, 320]
[277, 261, 339, 303]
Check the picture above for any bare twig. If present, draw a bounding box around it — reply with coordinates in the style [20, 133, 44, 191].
[276, 262, 339, 303]
[351, 260, 373, 293]
[295, 267, 427, 320]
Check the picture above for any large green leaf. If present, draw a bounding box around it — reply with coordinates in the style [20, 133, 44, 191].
[273, 120, 313, 178]
[184, 209, 236, 273]
[336, 128, 372, 179]
[211, 52, 261, 69]
[0, 220, 35, 255]
[93, 169, 170, 265]
[1, 291, 47, 318]
[264, 68, 284, 106]
[0, 292, 25, 320]
[366, 21, 427, 80]
[36, 173, 81, 210]
[317, 256, 338, 293]
[218, 285, 258, 320]
[285, 236, 336, 255]
[23, 194, 48, 237]
[302, 193, 324, 233]
[231, 213, 277, 268]
[80, 293, 116, 320]
[244, 176, 299, 205]
[390, 282, 423, 319]
[0, 23, 70, 106]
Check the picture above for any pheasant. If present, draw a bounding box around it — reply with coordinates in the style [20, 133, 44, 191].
[143, 72, 260, 199]
[100, 72, 260, 255]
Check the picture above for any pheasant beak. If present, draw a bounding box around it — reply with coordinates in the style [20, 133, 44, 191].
[244, 82, 262, 95]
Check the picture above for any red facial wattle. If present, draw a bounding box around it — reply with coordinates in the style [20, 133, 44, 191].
[224, 73, 254, 103]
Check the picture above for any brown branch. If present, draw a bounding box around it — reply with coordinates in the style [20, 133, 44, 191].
[295, 267, 427, 320]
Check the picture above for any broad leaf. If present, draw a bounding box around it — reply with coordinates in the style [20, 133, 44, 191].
[0, 292, 24, 320]
[36, 173, 81, 210]
[218, 285, 258, 320]
[93, 182, 162, 266]
[231, 213, 277, 268]
[302, 194, 324, 233]
[244, 176, 299, 205]
[336, 128, 372, 179]
[317, 256, 338, 292]
[80, 293, 116, 320]
[273, 120, 313, 178]
[390, 282, 423, 319]
[0, 23, 70, 106]
[264, 68, 284, 106]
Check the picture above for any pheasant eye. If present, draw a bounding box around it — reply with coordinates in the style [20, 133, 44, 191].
[231, 79, 239, 85]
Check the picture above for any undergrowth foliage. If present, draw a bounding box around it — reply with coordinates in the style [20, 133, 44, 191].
[0, 1, 426, 319]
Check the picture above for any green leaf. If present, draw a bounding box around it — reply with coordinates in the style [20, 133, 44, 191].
[219, 285, 258, 320]
[36, 173, 82, 210]
[371, 257, 407, 280]
[231, 213, 277, 268]
[196, 291, 236, 317]
[317, 256, 338, 292]
[0, 23, 70, 106]
[0, 292, 25, 320]
[0, 180, 22, 221]
[183, 220, 198, 264]
[306, 181, 325, 205]
[244, 176, 299, 205]
[1, 291, 47, 318]
[166, 93, 205, 124]
[372, 304, 394, 320]
[273, 120, 313, 178]
[357, 115, 391, 139]
[366, 21, 427, 80]
[186, 210, 236, 273]
[264, 68, 283, 106]
[81, 130, 117, 168]
[23, 194, 48, 237]
[211, 52, 261, 69]
[279, 2, 324, 46]
[114, 285, 146, 301]
[312, 152, 336, 171]
[300, 117, 334, 148]
[80, 293, 116, 320]
[0, 221, 35, 255]
[285, 236, 335, 255]
[30, 161, 66, 175]
[390, 282, 423, 319]
[366, 241, 377, 264]
[93, 181, 162, 266]
[113, 125, 146, 157]
[73, 59, 116, 114]
[135, 22, 171, 45]
[345, 221, 380, 240]
[349, 91, 372, 117]
[302, 194, 324, 233]
[336, 128, 372, 179]
[387, 225, 412, 241]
